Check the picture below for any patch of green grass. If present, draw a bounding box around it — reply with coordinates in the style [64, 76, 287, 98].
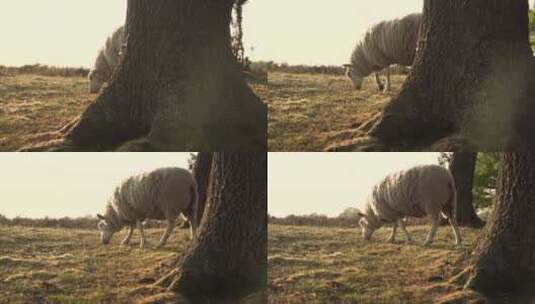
[263, 72, 404, 151]
[0, 226, 191, 303]
[268, 224, 483, 304]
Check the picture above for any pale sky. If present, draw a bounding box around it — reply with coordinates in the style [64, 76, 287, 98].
[0, 153, 192, 219]
[5, 1, 529, 67]
[268, 153, 440, 217]
[0, 1, 126, 68]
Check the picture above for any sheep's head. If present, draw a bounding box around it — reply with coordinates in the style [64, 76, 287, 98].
[358, 212, 378, 241]
[344, 64, 363, 90]
[97, 214, 119, 245]
[88, 70, 103, 94]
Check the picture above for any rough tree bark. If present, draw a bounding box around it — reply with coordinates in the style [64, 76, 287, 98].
[31, 0, 266, 152]
[158, 152, 267, 301]
[191, 152, 213, 224]
[358, 0, 535, 151]
[449, 152, 485, 228]
[464, 153, 535, 299]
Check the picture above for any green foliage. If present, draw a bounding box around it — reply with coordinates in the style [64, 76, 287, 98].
[529, 10, 535, 49]
[473, 153, 500, 209]
[529, 10, 535, 33]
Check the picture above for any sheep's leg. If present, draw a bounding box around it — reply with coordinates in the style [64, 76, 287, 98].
[183, 213, 198, 240]
[383, 68, 391, 92]
[423, 216, 440, 247]
[180, 214, 193, 240]
[448, 215, 462, 245]
[387, 221, 397, 243]
[189, 220, 196, 240]
[137, 221, 147, 249]
[398, 218, 414, 244]
[156, 219, 176, 248]
[121, 225, 135, 245]
[375, 72, 384, 91]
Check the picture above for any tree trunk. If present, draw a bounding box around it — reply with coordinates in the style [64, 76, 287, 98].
[41, 0, 266, 152]
[191, 152, 213, 224]
[362, 0, 535, 151]
[160, 152, 267, 301]
[465, 153, 535, 299]
[449, 152, 485, 228]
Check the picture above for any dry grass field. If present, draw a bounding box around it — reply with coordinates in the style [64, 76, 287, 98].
[0, 74, 92, 151]
[0, 71, 397, 151]
[268, 224, 485, 304]
[0, 225, 191, 303]
[266, 72, 406, 151]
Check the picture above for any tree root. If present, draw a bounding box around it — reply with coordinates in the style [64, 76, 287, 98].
[155, 269, 180, 289]
[324, 136, 387, 152]
[449, 266, 473, 287]
[330, 109, 484, 151]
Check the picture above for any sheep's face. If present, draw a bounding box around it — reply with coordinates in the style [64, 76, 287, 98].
[97, 215, 117, 245]
[351, 76, 364, 90]
[88, 70, 102, 94]
[359, 217, 376, 241]
[349, 72, 364, 90]
[345, 66, 363, 90]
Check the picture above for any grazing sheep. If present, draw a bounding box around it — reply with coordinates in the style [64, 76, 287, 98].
[97, 167, 198, 249]
[357, 165, 462, 246]
[345, 13, 422, 92]
[88, 26, 126, 93]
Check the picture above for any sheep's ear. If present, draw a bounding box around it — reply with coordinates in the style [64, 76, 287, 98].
[97, 214, 105, 220]
[357, 212, 366, 217]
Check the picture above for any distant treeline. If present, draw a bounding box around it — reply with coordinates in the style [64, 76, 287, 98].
[0, 214, 175, 230]
[250, 61, 411, 76]
[269, 211, 429, 228]
[0, 64, 89, 78]
[269, 214, 359, 228]
[251, 61, 346, 76]
[0, 62, 411, 78]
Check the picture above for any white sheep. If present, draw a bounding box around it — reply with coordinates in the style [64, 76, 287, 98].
[88, 26, 126, 93]
[358, 164, 462, 246]
[345, 13, 422, 92]
[97, 167, 198, 249]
